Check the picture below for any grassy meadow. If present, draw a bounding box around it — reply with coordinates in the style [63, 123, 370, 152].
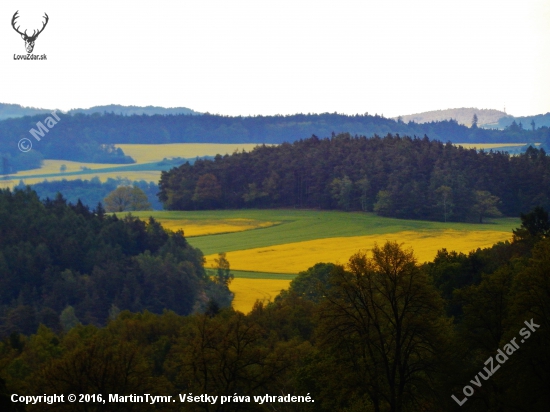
[131, 209, 519, 313]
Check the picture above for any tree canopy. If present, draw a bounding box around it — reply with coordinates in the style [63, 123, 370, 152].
[159, 133, 550, 221]
[0, 187, 232, 336]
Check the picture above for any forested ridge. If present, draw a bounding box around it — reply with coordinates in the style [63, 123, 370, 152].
[2, 111, 549, 173]
[1, 208, 550, 411]
[0, 188, 232, 337]
[159, 133, 550, 221]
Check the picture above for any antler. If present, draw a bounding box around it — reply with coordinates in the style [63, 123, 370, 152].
[29, 13, 49, 39]
[11, 11, 49, 40]
[11, 11, 26, 37]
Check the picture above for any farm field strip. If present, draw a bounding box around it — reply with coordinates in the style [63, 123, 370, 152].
[13, 159, 125, 175]
[205, 269, 296, 280]
[155, 218, 281, 237]
[133, 210, 518, 313]
[454, 143, 531, 150]
[0, 171, 164, 189]
[2, 143, 266, 189]
[202, 229, 513, 274]
[179, 210, 519, 256]
[115, 143, 266, 163]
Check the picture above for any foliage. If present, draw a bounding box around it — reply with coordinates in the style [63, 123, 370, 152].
[471, 190, 503, 223]
[20, 177, 163, 210]
[104, 185, 152, 212]
[0, 208, 549, 411]
[0, 187, 232, 337]
[512, 206, 550, 243]
[1, 110, 547, 173]
[159, 134, 550, 221]
[317, 242, 453, 410]
[213, 252, 234, 287]
[278, 263, 336, 303]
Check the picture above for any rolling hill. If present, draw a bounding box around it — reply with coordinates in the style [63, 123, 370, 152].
[394, 107, 510, 127]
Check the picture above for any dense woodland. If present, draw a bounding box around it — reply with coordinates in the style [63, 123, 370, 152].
[2, 111, 550, 172]
[0, 188, 232, 337]
[159, 133, 550, 221]
[1, 207, 549, 411]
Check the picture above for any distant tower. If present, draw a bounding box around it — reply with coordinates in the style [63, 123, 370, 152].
[504, 105, 506, 114]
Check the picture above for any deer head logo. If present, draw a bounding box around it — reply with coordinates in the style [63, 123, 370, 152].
[11, 11, 49, 54]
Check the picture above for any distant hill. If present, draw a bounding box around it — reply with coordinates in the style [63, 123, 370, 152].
[495, 112, 550, 130]
[395, 108, 511, 128]
[0, 103, 54, 121]
[67, 104, 201, 116]
[2, 111, 548, 173]
[0, 103, 200, 121]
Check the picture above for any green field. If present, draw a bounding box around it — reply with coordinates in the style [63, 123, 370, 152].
[129, 209, 519, 312]
[131, 209, 519, 256]
[205, 268, 296, 280]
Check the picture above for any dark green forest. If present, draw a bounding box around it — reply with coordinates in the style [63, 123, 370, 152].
[0, 188, 232, 337]
[1, 207, 549, 411]
[2, 111, 550, 172]
[159, 133, 550, 221]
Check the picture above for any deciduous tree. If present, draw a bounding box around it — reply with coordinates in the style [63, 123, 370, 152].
[318, 241, 453, 411]
[471, 190, 502, 223]
[104, 186, 152, 212]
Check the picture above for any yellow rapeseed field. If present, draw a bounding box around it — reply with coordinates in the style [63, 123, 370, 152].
[205, 230, 512, 274]
[13, 160, 123, 176]
[1, 171, 164, 189]
[230, 278, 293, 313]
[155, 218, 279, 237]
[1, 143, 268, 189]
[116, 143, 266, 163]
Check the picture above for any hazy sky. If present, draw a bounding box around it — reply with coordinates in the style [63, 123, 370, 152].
[1, 0, 549, 117]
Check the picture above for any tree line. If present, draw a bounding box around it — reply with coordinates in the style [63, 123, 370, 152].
[159, 133, 550, 222]
[2, 111, 550, 173]
[1, 207, 549, 411]
[0, 187, 233, 337]
[21, 178, 162, 211]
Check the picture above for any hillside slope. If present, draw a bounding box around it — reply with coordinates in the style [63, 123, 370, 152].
[395, 107, 510, 127]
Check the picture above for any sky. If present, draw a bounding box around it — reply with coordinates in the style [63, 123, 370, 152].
[1, 0, 549, 117]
